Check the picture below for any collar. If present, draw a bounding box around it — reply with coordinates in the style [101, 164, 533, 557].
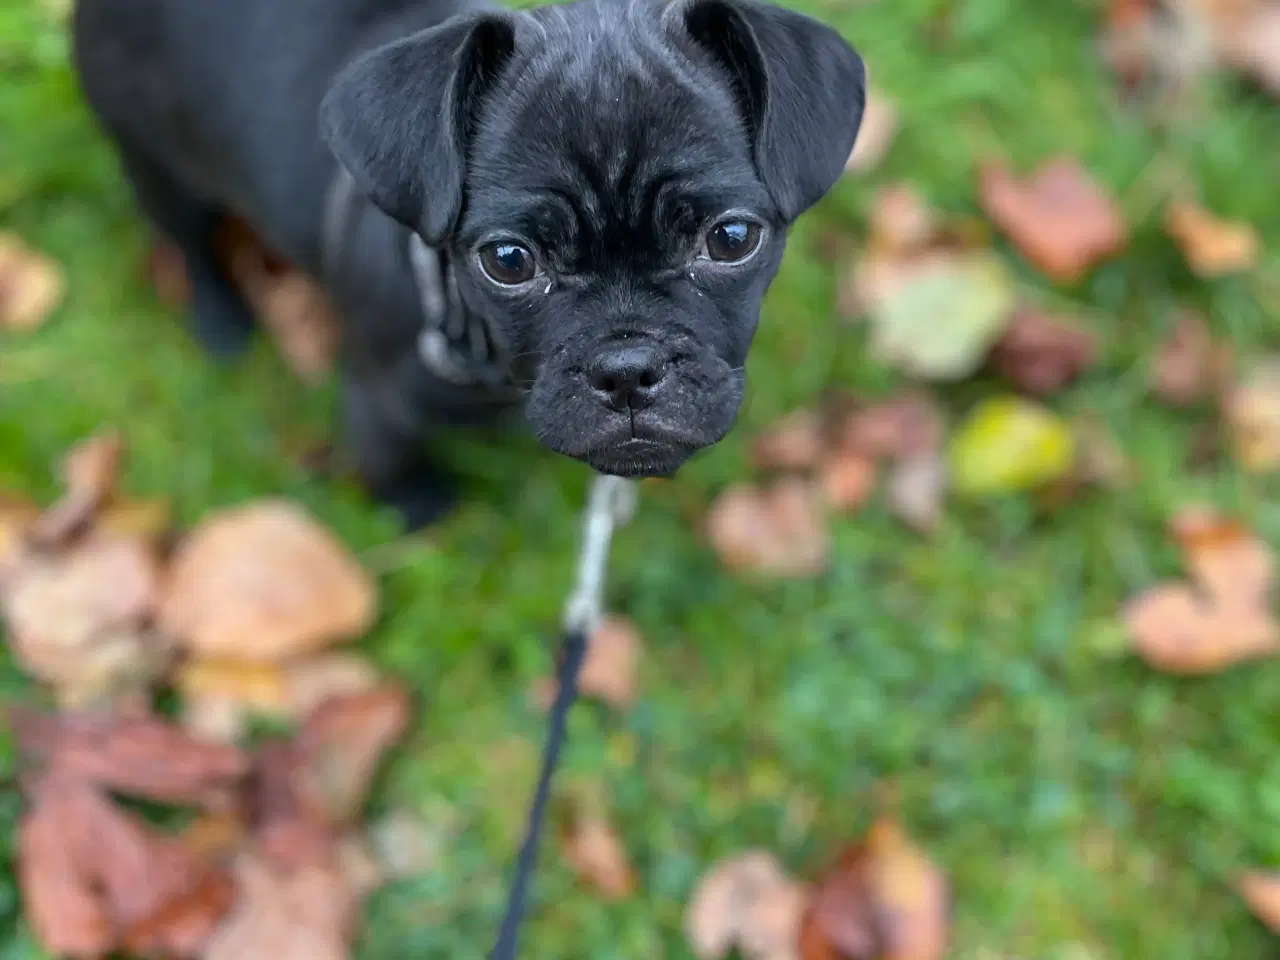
[322, 166, 522, 397]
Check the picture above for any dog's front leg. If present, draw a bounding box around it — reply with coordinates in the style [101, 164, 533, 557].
[340, 358, 458, 531]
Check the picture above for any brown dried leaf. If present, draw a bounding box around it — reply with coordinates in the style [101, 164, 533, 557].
[800, 818, 951, 960]
[18, 783, 114, 959]
[120, 868, 239, 959]
[292, 685, 412, 825]
[159, 499, 377, 662]
[978, 158, 1127, 283]
[254, 272, 341, 385]
[819, 454, 878, 513]
[0, 492, 38, 579]
[686, 851, 808, 960]
[562, 811, 635, 900]
[1223, 357, 1280, 474]
[1170, 507, 1276, 611]
[30, 430, 123, 546]
[868, 184, 940, 256]
[752, 410, 826, 472]
[145, 236, 191, 309]
[1149, 311, 1223, 406]
[1, 535, 166, 702]
[1217, 2, 1280, 95]
[578, 615, 643, 709]
[1165, 200, 1260, 276]
[0, 232, 66, 332]
[838, 391, 944, 462]
[202, 854, 355, 960]
[95, 497, 174, 545]
[11, 707, 250, 804]
[886, 453, 947, 535]
[987, 306, 1098, 395]
[1238, 870, 1280, 933]
[844, 89, 898, 175]
[706, 479, 829, 578]
[1124, 583, 1279, 674]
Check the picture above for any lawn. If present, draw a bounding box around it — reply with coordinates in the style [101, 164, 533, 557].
[3, 0, 1280, 957]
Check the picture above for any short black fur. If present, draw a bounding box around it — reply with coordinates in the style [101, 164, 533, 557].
[71, 0, 865, 529]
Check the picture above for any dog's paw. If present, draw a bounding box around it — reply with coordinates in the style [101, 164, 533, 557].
[371, 467, 459, 531]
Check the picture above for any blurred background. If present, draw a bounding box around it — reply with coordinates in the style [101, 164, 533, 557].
[2, 0, 1280, 957]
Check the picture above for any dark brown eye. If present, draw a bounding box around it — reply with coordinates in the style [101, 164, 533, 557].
[704, 220, 762, 263]
[479, 241, 538, 285]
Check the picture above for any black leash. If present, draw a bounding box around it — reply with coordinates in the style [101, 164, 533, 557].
[489, 474, 636, 960]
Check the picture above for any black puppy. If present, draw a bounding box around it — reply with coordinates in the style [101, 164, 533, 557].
[72, 0, 865, 528]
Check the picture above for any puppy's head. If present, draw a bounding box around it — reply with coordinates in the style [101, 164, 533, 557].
[321, 0, 864, 477]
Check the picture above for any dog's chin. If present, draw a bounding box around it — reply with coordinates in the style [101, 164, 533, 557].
[535, 411, 726, 477]
[577, 437, 698, 478]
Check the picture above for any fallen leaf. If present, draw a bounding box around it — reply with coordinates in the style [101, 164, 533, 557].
[1223, 356, 1280, 473]
[1, 535, 167, 703]
[1071, 415, 1135, 490]
[30, 430, 123, 546]
[120, 868, 238, 960]
[19, 775, 227, 959]
[1238, 870, 1280, 933]
[11, 707, 250, 804]
[844, 89, 899, 175]
[867, 184, 941, 257]
[1124, 508, 1279, 674]
[706, 479, 829, 578]
[1165, 200, 1260, 276]
[1170, 507, 1275, 611]
[979, 158, 1127, 283]
[819, 454, 878, 513]
[752, 410, 826, 472]
[95, 497, 174, 545]
[800, 817, 950, 960]
[202, 854, 355, 960]
[584, 615, 644, 708]
[292, 685, 412, 825]
[1124, 582, 1278, 674]
[0, 232, 65, 332]
[0, 492, 38, 578]
[838, 390, 945, 462]
[159, 499, 377, 662]
[18, 781, 114, 959]
[145, 235, 191, 309]
[868, 250, 1017, 380]
[220, 222, 339, 384]
[686, 850, 809, 960]
[948, 396, 1077, 496]
[886, 453, 947, 534]
[1217, 2, 1280, 95]
[1149, 311, 1227, 406]
[562, 810, 635, 900]
[987, 306, 1098, 395]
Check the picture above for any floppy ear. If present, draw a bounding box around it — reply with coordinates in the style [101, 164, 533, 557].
[319, 12, 518, 244]
[671, 0, 865, 222]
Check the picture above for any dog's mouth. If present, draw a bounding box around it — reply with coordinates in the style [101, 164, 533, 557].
[575, 427, 701, 478]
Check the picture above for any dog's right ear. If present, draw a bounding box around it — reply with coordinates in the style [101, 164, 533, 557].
[320, 12, 519, 244]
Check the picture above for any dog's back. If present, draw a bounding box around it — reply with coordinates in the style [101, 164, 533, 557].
[72, 0, 468, 272]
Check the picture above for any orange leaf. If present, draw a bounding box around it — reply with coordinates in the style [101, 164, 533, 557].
[0, 232, 65, 333]
[1238, 870, 1280, 934]
[1165, 201, 1259, 277]
[706, 479, 828, 578]
[978, 158, 1127, 283]
[562, 811, 635, 900]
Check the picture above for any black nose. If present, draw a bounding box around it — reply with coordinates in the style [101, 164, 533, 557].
[586, 344, 669, 410]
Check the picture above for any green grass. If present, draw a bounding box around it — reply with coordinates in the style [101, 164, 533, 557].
[3, 0, 1280, 957]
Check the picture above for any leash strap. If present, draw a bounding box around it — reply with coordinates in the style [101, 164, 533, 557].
[489, 474, 636, 960]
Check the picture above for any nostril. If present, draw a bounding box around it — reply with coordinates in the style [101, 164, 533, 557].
[585, 345, 669, 406]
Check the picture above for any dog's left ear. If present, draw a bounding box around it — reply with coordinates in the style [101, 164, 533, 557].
[319, 12, 522, 244]
[670, 0, 865, 222]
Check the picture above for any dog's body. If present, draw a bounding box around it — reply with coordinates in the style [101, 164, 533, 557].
[72, 0, 865, 527]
